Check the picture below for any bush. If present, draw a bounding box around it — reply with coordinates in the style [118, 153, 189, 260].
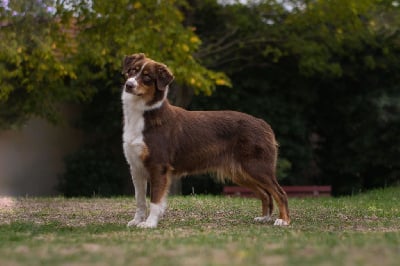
[59, 147, 131, 197]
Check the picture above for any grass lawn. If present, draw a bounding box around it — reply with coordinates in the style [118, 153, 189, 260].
[0, 187, 399, 266]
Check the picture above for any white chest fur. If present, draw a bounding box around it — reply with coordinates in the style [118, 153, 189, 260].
[122, 90, 146, 141]
[122, 91, 147, 174]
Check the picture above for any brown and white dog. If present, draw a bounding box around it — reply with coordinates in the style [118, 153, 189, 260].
[121, 53, 290, 228]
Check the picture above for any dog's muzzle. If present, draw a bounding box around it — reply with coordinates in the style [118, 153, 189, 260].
[125, 78, 137, 94]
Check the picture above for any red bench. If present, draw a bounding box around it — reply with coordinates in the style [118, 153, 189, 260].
[223, 185, 332, 198]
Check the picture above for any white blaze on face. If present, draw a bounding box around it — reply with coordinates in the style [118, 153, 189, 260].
[124, 62, 149, 92]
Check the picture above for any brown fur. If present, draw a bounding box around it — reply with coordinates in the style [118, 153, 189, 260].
[122, 53, 290, 225]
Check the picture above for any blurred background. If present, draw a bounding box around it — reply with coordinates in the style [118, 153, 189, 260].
[1, 0, 400, 197]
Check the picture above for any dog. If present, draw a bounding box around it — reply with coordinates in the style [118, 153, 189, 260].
[121, 53, 290, 228]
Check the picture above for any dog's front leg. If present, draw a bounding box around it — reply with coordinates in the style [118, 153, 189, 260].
[127, 171, 147, 227]
[137, 166, 170, 229]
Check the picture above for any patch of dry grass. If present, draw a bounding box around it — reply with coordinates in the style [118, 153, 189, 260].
[0, 187, 399, 266]
[0, 197, 133, 226]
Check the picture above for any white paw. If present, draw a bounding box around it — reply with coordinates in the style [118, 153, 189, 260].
[127, 211, 147, 227]
[127, 218, 143, 227]
[274, 219, 289, 226]
[254, 215, 273, 223]
[137, 221, 158, 229]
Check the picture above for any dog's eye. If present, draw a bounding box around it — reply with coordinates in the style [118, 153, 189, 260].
[129, 67, 140, 75]
[142, 75, 152, 83]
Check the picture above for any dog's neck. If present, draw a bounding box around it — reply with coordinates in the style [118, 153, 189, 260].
[143, 99, 175, 128]
[146, 86, 169, 111]
[122, 87, 168, 112]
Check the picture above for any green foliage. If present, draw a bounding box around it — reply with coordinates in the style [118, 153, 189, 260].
[277, 158, 292, 180]
[61, 0, 400, 196]
[190, 0, 400, 193]
[0, 0, 230, 129]
[3, 0, 399, 196]
[0, 0, 231, 195]
[65, 0, 230, 96]
[288, 0, 400, 193]
[0, 0, 81, 128]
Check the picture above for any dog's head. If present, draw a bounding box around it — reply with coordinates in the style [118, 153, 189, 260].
[122, 53, 174, 108]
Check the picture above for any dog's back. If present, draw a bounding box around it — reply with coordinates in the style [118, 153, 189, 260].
[144, 103, 278, 180]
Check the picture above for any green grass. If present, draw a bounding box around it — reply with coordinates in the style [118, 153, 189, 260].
[0, 187, 399, 266]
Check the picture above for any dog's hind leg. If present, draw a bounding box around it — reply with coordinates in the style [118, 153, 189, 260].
[241, 162, 290, 226]
[269, 179, 290, 226]
[253, 188, 274, 223]
[231, 174, 274, 223]
[259, 178, 290, 226]
[254, 179, 290, 225]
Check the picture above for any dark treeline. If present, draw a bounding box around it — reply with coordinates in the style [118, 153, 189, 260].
[63, 0, 400, 196]
[2, 0, 398, 196]
[187, 0, 400, 195]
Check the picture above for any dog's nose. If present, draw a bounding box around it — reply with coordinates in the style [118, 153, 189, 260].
[125, 80, 137, 93]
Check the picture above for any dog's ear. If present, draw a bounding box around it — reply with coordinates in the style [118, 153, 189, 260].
[156, 64, 174, 91]
[122, 53, 145, 75]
